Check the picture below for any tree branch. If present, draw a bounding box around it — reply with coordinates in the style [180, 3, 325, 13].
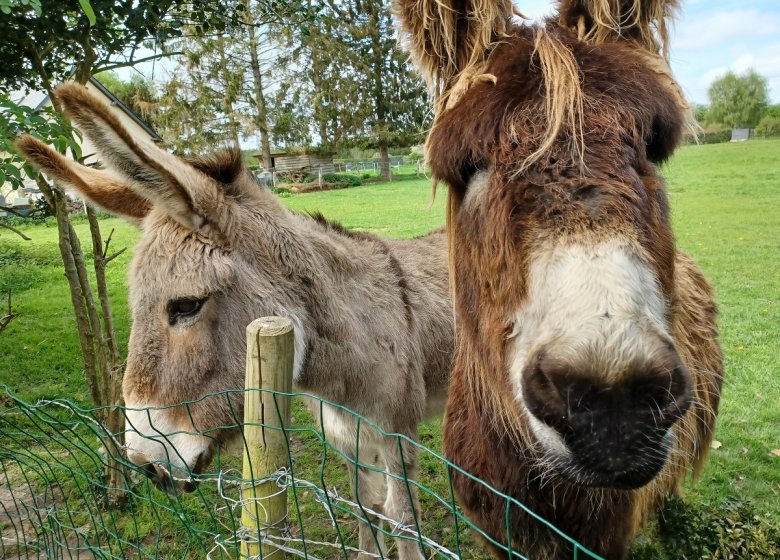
[104, 247, 127, 265]
[97, 51, 185, 74]
[0, 222, 32, 241]
[102, 227, 115, 258]
[0, 205, 42, 218]
[100, 227, 127, 264]
[0, 291, 19, 335]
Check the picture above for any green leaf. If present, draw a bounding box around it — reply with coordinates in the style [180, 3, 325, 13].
[78, 0, 96, 26]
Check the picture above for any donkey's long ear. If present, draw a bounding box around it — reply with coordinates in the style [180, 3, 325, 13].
[55, 82, 230, 235]
[556, 0, 679, 58]
[556, 0, 697, 142]
[15, 135, 151, 224]
[394, 0, 515, 106]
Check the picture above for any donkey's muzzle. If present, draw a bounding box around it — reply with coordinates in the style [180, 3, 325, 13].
[522, 348, 692, 489]
[134, 450, 209, 494]
[136, 461, 197, 494]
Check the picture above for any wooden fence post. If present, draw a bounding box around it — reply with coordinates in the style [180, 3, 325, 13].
[242, 316, 294, 559]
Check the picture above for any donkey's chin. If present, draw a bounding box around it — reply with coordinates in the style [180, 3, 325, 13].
[553, 432, 674, 490]
[555, 457, 668, 490]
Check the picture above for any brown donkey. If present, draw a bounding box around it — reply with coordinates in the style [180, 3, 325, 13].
[17, 83, 453, 560]
[395, 0, 723, 557]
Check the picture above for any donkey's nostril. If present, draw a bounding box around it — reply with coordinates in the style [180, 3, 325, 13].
[521, 352, 572, 431]
[655, 359, 692, 423]
[138, 462, 177, 493]
[140, 462, 158, 481]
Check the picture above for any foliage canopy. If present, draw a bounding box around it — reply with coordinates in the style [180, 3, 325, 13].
[707, 69, 769, 128]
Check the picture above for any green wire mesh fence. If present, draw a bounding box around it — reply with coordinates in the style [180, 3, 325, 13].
[0, 317, 603, 560]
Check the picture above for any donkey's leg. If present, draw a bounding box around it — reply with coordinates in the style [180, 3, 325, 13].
[382, 436, 425, 560]
[344, 445, 389, 560]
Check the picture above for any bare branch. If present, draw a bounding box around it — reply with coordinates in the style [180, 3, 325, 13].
[104, 247, 128, 265]
[102, 227, 115, 259]
[0, 221, 32, 241]
[0, 291, 20, 335]
[97, 51, 185, 74]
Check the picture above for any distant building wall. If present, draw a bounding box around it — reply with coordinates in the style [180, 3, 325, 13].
[268, 153, 335, 175]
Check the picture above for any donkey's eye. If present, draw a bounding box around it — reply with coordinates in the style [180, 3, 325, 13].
[167, 298, 207, 325]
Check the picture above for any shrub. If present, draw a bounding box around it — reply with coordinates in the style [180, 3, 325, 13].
[288, 173, 362, 191]
[699, 128, 732, 144]
[271, 187, 291, 198]
[755, 116, 780, 137]
[655, 496, 780, 559]
[322, 173, 361, 187]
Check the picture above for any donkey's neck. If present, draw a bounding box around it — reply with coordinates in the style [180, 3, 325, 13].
[250, 204, 407, 383]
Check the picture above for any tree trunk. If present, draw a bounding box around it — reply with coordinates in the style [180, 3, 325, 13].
[379, 143, 391, 181]
[368, 3, 391, 182]
[216, 37, 242, 148]
[244, 0, 272, 170]
[38, 178, 127, 506]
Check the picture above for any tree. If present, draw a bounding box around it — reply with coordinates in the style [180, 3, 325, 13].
[276, 0, 428, 178]
[142, 0, 302, 159]
[0, 0, 242, 504]
[707, 70, 769, 128]
[150, 41, 248, 154]
[349, 0, 429, 180]
[93, 70, 159, 121]
[694, 103, 709, 125]
[765, 104, 780, 119]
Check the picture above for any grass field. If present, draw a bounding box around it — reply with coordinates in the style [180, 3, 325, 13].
[1, 138, 779, 558]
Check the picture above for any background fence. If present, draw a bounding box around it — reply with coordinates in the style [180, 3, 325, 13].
[0, 318, 602, 559]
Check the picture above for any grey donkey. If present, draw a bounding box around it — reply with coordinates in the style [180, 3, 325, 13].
[17, 82, 453, 560]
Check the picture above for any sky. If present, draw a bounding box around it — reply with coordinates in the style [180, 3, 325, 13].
[520, 0, 780, 104]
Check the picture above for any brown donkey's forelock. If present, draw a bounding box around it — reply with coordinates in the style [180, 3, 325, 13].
[395, 0, 722, 558]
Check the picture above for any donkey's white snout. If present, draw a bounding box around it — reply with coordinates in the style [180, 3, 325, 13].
[124, 406, 213, 490]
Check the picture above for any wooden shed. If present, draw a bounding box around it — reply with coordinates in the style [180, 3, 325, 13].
[258, 151, 335, 175]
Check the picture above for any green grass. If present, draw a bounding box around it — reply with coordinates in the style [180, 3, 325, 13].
[282, 171, 445, 237]
[0, 216, 139, 404]
[662, 140, 780, 516]
[1, 138, 779, 558]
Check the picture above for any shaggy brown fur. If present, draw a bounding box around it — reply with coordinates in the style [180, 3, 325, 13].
[393, 0, 516, 112]
[395, 0, 723, 558]
[557, 0, 678, 56]
[17, 83, 454, 560]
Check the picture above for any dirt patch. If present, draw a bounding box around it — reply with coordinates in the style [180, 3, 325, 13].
[0, 461, 92, 559]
